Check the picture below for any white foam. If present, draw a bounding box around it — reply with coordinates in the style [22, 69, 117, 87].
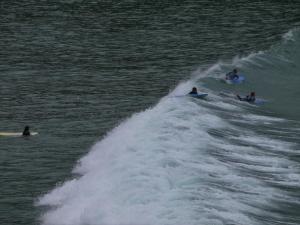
[231, 114, 287, 125]
[241, 114, 285, 122]
[37, 66, 299, 225]
[283, 29, 296, 42]
[233, 135, 295, 153]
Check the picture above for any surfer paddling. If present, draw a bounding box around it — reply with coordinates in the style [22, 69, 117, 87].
[189, 87, 198, 94]
[237, 92, 256, 103]
[226, 68, 239, 80]
[22, 126, 30, 136]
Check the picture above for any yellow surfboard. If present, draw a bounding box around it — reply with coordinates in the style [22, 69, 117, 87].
[0, 132, 38, 137]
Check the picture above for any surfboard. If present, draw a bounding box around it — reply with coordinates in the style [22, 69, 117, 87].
[189, 93, 208, 99]
[0, 132, 38, 137]
[253, 98, 267, 105]
[226, 75, 245, 84]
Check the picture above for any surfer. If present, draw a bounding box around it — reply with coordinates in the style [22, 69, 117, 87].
[189, 87, 198, 94]
[22, 126, 30, 136]
[237, 92, 256, 102]
[226, 69, 239, 80]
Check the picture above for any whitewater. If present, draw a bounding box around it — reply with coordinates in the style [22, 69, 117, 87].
[37, 29, 300, 225]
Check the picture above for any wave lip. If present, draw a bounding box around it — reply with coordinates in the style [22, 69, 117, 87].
[38, 97, 232, 225]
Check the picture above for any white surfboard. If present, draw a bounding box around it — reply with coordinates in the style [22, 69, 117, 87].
[0, 132, 38, 137]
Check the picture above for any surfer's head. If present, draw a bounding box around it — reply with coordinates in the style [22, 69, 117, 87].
[191, 87, 198, 94]
[233, 68, 238, 73]
[250, 92, 255, 96]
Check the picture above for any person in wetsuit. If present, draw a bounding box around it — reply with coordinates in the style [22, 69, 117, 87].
[226, 68, 239, 80]
[237, 92, 256, 103]
[22, 126, 30, 136]
[189, 87, 198, 94]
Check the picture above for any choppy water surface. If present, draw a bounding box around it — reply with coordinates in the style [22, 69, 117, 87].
[0, 1, 300, 225]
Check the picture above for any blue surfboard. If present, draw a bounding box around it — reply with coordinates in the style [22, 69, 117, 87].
[226, 75, 245, 84]
[253, 98, 267, 105]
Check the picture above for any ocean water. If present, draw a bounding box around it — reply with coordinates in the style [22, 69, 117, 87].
[0, 1, 300, 225]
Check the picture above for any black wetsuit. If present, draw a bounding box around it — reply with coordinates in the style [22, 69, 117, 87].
[246, 96, 255, 102]
[237, 95, 255, 102]
[226, 72, 239, 80]
[22, 129, 30, 136]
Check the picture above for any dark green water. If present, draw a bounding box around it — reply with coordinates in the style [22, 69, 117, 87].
[0, 1, 300, 225]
